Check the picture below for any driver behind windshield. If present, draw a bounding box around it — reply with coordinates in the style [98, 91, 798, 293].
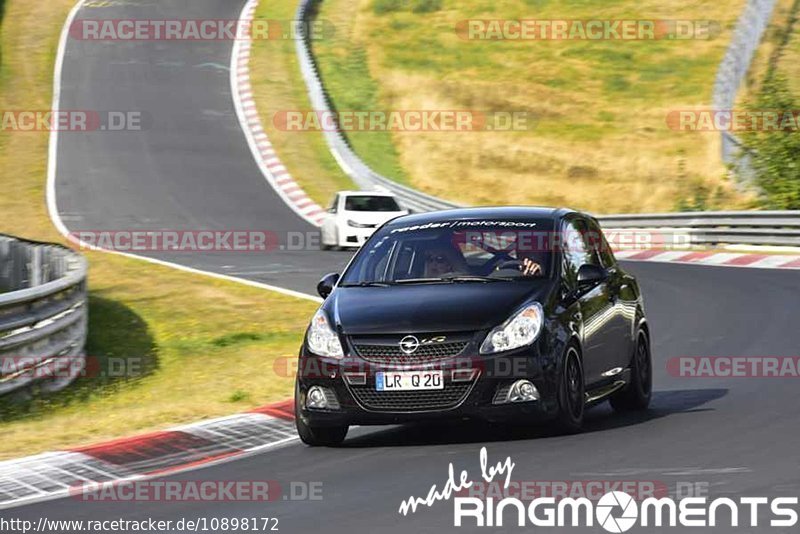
[423, 243, 468, 278]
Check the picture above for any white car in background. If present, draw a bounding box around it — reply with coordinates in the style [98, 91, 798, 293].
[320, 191, 408, 249]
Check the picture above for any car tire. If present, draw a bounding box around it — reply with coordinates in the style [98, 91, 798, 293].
[555, 345, 585, 434]
[610, 330, 652, 412]
[295, 384, 348, 446]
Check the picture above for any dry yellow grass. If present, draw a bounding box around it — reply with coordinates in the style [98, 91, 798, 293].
[0, 0, 315, 459]
[737, 0, 798, 102]
[311, 0, 761, 213]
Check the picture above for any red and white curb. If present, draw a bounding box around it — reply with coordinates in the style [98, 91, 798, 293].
[614, 249, 800, 270]
[0, 400, 296, 510]
[231, 0, 326, 227]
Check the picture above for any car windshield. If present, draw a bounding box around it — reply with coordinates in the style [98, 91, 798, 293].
[340, 219, 555, 285]
[344, 195, 401, 212]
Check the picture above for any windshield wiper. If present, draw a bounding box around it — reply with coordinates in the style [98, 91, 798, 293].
[393, 276, 504, 285]
[393, 277, 446, 284]
[339, 281, 394, 288]
[441, 275, 504, 283]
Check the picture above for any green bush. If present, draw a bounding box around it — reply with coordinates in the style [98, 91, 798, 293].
[738, 74, 800, 209]
[411, 0, 442, 13]
[373, 0, 408, 15]
[372, 0, 442, 15]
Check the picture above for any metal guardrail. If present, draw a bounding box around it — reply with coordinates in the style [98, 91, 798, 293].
[294, 0, 458, 213]
[713, 0, 777, 180]
[596, 210, 800, 247]
[0, 235, 88, 398]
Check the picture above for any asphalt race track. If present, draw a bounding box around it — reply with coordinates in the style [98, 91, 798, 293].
[6, 262, 800, 532]
[10, 0, 800, 532]
[53, 0, 351, 293]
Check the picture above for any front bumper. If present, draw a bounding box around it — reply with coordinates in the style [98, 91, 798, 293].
[296, 344, 561, 427]
[338, 226, 376, 247]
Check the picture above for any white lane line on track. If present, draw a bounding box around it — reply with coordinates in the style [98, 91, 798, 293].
[45, 0, 321, 304]
[577, 467, 751, 476]
[749, 255, 800, 269]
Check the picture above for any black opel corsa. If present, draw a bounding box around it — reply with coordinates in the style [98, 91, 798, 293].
[295, 207, 652, 446]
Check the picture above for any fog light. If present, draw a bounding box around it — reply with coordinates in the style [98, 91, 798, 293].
[494, 380, 540, 404]
[305, 386, 340, 410]
[306, 386, 328, 409]
[519, 381, 536, 398]
[509, 380, 539, 402]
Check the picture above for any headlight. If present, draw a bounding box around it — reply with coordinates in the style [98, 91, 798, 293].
[347, 220, 373, 228]
[306, 309, 344, 358]
[480, 303, 544, 354]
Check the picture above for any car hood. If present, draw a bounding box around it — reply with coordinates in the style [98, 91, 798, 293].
[326, 281, 553, 335]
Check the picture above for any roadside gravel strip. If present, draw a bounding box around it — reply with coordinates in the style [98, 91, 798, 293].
[0, 400, 296, 510]
[230, 0, 327, 227]
[614, 249, 800, 269]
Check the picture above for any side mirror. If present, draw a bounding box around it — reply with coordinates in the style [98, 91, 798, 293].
[317, 272, 340, 299]
[576, 264, 607, 286]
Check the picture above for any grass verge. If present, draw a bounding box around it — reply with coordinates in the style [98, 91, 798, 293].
[305, 0, 759, 213]
[249, 0, 356, 206]
[0, 0, 316, 459]
[305, 0, 410, 183]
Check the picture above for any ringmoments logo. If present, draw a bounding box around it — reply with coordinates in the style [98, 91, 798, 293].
[596, 492, 638, 533]
[397, 448, 800, 531]
[452, 492, 800, 530]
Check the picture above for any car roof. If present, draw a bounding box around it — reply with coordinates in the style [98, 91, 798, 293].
[384, 206, 579, 226]
[337, 190, 396, 197]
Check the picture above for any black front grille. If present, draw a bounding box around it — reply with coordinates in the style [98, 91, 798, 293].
[348, 381, 474, 412]
[352, 341, 469, 365]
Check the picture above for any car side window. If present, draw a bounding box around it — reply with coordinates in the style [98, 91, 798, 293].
[586, 218, 616, 269]
[561, 218, 600, 285]
[328, 195, 339, 214]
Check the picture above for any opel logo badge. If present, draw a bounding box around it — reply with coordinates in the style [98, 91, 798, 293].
[399, 335, 420, 354]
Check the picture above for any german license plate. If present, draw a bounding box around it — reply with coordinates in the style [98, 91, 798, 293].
[375, 371, 444, 391]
